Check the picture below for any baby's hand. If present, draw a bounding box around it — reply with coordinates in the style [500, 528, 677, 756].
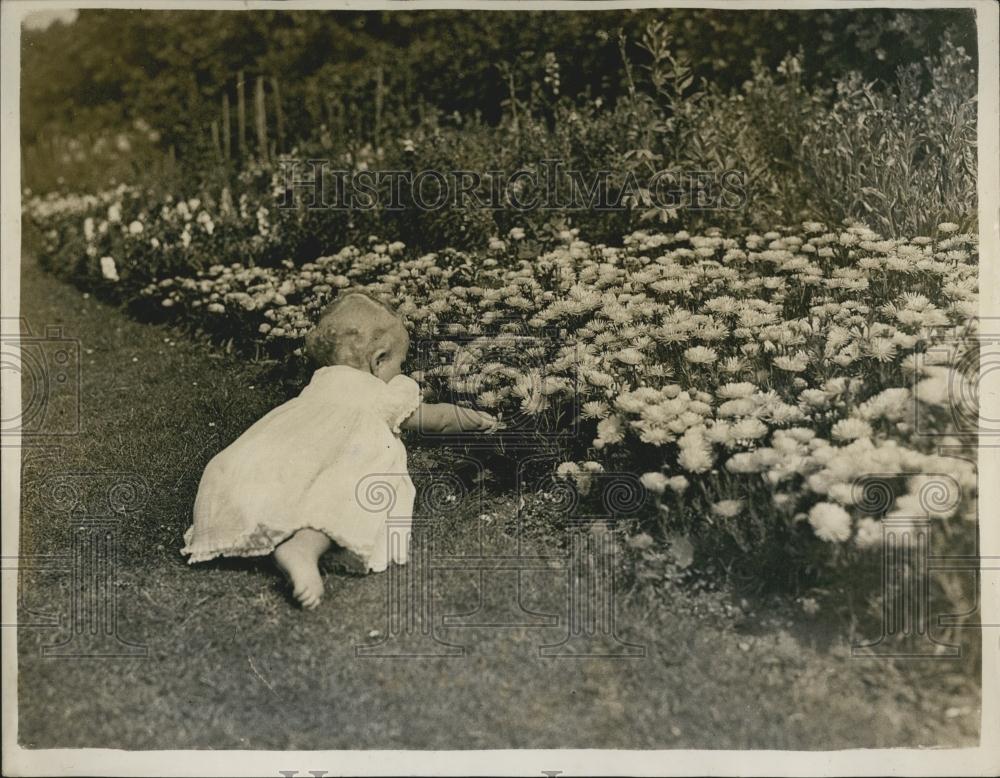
[403, 403, 505, 434]
[453, 407, 500, 433]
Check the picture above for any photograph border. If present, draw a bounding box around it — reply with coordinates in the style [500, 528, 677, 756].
[2, 0, 998, 775]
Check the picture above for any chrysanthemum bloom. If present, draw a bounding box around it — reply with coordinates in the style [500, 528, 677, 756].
[906, 474, 960, 519]
[725, 452, 763, 474]
[718, 398, 755, 417]
[856, 387, 910, 422]
[914, 368, 955, 407]
[730, 417, 768, 441]
[720, 357, 747, 374]
[711, 499, 744, 518]
[677, 428, 714, 473]
[585, 369, 615, 388]
[854, 517, 883, 548]
[825, 481, 855, 505]
[581, 400, 610, 420]
[99, 256, 119, 281]
[556, 462, 581, 478]
[477, 391, 500, 408]
[667, 475, 689, 494]
[614, 347, 644, 366]
[772, 492, 796, 510]
[773, 352, 810, 372]
[640, 472, 669, 495]
[683, 346, 718, 364]
[831, 418, 873, 442]
[718, 382, 757, 399]
[595, 415, 625, 446]
[808, 502, 852, 542]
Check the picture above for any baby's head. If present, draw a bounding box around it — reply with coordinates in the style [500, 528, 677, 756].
[305, 293, 409, 382]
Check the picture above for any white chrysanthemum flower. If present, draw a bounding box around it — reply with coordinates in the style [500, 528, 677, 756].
[718, 398, 756, 417]
[638, 425, 674, 446]
[711, 499, 744, 518]
[677, 428, 714, 473]
[614, 347, 644, 366]
[581, 400, 610, 420]
[477, 391, 500, 408]
[856, 387, 910, 422]
[726, 452, 762, 474]
[808, 502, 852, 542]
[773, 352, 810, 372]
[718, 382, 757, 399]
[705, 421, 734, 446]
[731, 417, 768, 440]
[683, 346, 718, 364]
[585, 369, 615, 388]
[831, 418, 873, 442]
[719, 357, 746, 374]
[854, 517, 883, 548]
[914, 369, 954, 407]
[771, 492, 796, 511]
[826, 481, 855, 505]
[595, 415, 625, 446]
[99, 256, 119, 281]
[667, 475, 689, 494]
[640, 472, 669, 495]
[556, 462, 581, 477]
[906, 474, 960, 519]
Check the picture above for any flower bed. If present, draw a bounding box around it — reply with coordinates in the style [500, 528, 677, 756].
[25, 190, 979, 592]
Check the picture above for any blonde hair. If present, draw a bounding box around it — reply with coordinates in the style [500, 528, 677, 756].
[304, 293, 408, 369]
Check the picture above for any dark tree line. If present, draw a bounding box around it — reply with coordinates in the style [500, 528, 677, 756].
[22, 8, 976, 162]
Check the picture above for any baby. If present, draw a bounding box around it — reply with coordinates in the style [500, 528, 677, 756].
[182, 293, 497, 608]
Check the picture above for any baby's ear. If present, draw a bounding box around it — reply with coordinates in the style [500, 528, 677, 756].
[369, 345, 390, 373]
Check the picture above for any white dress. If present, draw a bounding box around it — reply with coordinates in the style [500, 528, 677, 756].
[182, 366, 421, 573]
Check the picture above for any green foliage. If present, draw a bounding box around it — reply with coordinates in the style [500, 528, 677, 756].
[22, 8, 977, 190]
[800, 36, 978, 236]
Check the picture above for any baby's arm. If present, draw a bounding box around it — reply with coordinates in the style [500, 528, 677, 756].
[400, 402, 499, 434]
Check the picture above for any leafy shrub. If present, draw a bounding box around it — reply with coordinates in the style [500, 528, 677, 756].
[800, 35, 978, 235]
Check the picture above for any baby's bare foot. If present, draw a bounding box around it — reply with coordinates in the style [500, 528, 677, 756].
[274, 531, 328, 609]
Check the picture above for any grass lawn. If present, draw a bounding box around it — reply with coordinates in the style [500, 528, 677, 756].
[15, 256, 980, 750]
